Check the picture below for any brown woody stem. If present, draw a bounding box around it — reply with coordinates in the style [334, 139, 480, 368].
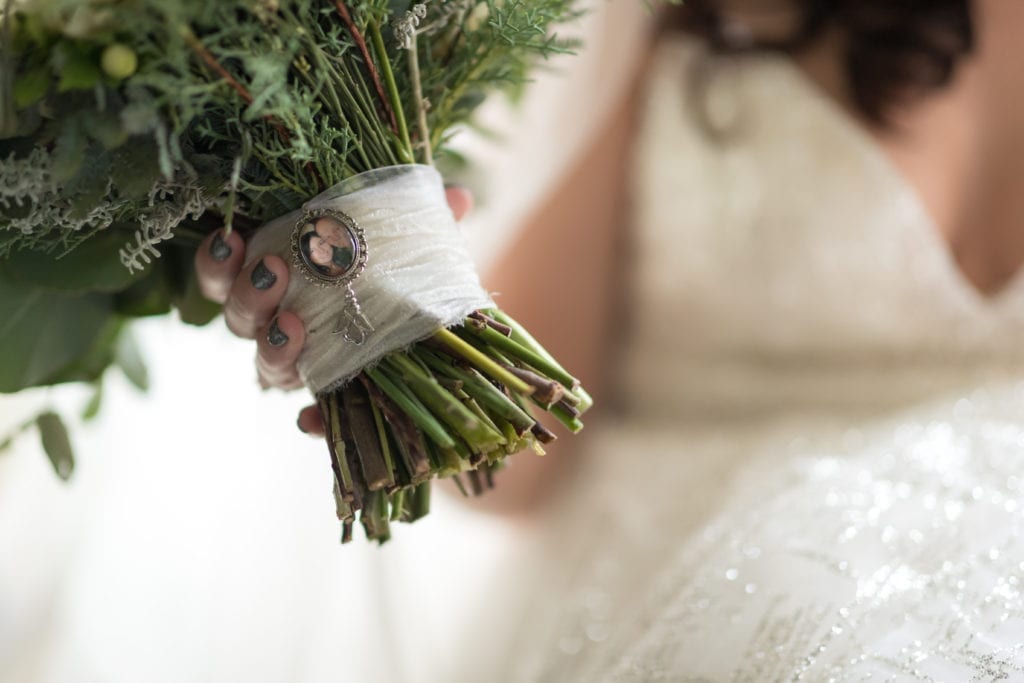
[334, 1, 400, 136]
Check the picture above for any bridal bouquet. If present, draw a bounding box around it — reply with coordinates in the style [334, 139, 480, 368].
[0, 0, 589, 542]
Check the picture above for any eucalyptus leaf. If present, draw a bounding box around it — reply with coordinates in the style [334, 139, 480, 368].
[174, 273, 221, 326]
[82, 380, 104, 421]
[114, 327, 148, 391]
[113, 262, 173, 317]
[1, 227, 145, 292]
[42, 316, 122, 386]
[36, 411, 74, 481]
[0, 276, 112, 392]
[163, 244, 221, 326]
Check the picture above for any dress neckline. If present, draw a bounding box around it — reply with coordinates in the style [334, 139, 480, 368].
[767, 52, 1024, 312]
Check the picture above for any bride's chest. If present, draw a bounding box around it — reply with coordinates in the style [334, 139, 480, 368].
[626, 43, 1024, 364]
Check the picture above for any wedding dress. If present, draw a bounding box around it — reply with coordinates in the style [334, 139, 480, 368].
[447, 37, 1024, 682]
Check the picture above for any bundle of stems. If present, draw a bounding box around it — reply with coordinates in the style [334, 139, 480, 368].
[324, 309, 591, 543]
[2, 0, 586, 541]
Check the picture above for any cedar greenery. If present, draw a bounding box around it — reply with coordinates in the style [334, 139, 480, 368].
[0, 0, 588, 542]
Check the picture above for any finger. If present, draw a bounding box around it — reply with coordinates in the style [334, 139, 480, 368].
[195, 229, 246, 304]
[297, 404, 326, 438]
[445, 186, 473, 222]
[223, 255, 290, 339]
[256, 311, 306, 390]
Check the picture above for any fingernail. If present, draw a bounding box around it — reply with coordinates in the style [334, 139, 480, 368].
[296, 416, 308, 434]
[251, 259, 277, 290]
[210, 231, 232, 261]
[267, 318, 289, 347]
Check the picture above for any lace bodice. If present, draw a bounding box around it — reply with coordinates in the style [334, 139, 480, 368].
[620, 39, 1024, 420]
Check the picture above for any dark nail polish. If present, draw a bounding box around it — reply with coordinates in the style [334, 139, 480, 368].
[267, 318, 289, 347]
[251, 260, 277, 290]
[297, 416, 308, 434]
[210, 231, 232, 261]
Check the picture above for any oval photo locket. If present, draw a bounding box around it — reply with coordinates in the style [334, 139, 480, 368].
[292, 209, 367, 286]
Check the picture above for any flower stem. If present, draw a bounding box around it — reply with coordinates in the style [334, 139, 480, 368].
[406, 32, 432, 166]
[340, 382, 394, 491]
[333, 0, 400, 137]
[384, 353, 505, 453]
[368, 20, 414, 163]
[416, 348, 536, 436]
[487, 309, 593, 411]
[365, 365, 456, 450]
[433, 327, 534, 396]
[462, 320, 580, 391]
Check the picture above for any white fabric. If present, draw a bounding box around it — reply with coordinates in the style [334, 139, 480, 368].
[246, 165, 492, 394]
[445, 39, 1024, 682]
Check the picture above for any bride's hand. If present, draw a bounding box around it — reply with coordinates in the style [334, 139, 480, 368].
[193, 187, 475, 437]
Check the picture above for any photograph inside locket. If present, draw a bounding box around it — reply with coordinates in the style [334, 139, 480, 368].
[299, 216, 358, 279]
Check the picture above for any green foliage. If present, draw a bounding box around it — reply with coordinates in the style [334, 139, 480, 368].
[82, 380, 104, 420]
[0, 0, 580, 424]
[0, 273, 113, 392]
[3, 0, 581, 233]
[13, 61, 49, 107]
[115, 327, 149, 391]
[37, 411, 74, 480]
[54, 40, 102, 91]
[2, 226, 146, 292]
[0, 406, 78, 480]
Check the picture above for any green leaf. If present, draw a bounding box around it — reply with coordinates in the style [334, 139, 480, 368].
[14, 63, 52, 108]
[109, 138, 163, 200]
[174, 274, 221, 326]
[37, 411, 74, 481]
[163, 244, 221, 326]
[114, 327, 148, 391]
[16, 14, 50, 49]
[0, 276, 113, 392]
[50, 118, 87, 182]
[112, 263, 173, 317]
[82, 380, 104, 421]
[1, 227, 146, 293]
[83, 109, 128, 150]
[0, 416, 36, 454]
[40, 316, 122, 386]
[65, 146, 114, 220]
[56, 43, 102, 92]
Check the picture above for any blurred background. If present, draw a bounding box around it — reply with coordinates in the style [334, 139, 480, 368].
[0, 316, 516, 683]
[0, 1, 647, 681]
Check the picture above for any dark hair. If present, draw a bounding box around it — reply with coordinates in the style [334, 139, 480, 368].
[300, 229, 355, 275]
[668, 0, 975, 122]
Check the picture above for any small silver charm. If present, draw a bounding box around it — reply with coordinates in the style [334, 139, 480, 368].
[334, 283, 374, 345]
[291, 208, 373, 343]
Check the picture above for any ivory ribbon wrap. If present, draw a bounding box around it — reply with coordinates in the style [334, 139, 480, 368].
[245, 165, 493, 395]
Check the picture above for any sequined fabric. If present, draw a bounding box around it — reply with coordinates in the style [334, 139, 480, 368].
[448, 39, 1024, 682]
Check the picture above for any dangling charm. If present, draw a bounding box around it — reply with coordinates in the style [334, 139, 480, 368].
[334, 282, 374, 344]
[291, 207, 371, 344]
